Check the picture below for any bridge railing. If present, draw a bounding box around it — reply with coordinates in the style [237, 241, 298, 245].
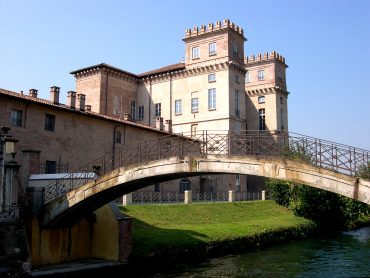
[42, 130, 370, 204]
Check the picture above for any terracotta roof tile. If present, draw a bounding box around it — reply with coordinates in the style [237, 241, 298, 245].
[70, 63, 139, 78]
[0, 88, 172, 135]
[139, 63, 185, 77]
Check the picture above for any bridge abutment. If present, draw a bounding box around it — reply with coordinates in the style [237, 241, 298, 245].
[26, 202, 131, 268]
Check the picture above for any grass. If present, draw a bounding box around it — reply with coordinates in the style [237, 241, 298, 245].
[120, 201, 315, 259]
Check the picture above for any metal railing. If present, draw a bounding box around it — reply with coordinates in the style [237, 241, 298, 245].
[130, 191, 262, 204]
[0, 205, 19, 222]
[43, 130, 370, 204]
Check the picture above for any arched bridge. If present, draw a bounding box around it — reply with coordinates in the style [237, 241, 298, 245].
[41, 131, 370, 226]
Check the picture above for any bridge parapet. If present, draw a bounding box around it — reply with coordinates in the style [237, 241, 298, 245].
[42, 130, 370, 205]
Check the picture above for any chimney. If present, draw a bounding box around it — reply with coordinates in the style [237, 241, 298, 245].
[50, 86, 60, 104]
[164, 120, 172, 133]
[156, 117, 164, 131]
[85, 105, 92, 111]
[67, 91, 77, 109]
[123, 113, 131, 121]
[29, 89, 38, 98]
[77, 94, 86, 111]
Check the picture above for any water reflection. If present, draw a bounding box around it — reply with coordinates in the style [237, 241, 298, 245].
[158, 227, 370, 277]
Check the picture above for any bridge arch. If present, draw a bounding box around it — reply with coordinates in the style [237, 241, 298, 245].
[43, 154, 370, 226]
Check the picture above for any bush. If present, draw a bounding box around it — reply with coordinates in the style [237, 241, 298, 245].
[266, 178, 370, 229]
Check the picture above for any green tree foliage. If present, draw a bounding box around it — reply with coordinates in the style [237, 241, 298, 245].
[266, 179, 370, 230]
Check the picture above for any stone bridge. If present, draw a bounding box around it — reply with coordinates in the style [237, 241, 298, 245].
[41, 131, 370, 226]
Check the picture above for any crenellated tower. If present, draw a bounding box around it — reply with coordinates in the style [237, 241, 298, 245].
[183, 19, 246, 67]
[244, 51, 289, 131]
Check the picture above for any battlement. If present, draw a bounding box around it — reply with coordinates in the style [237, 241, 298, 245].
[244, 51, 286, 64]
[184, 19, 244, 39]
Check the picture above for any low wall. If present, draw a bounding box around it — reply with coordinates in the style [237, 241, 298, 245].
[27, 202, 131, 268]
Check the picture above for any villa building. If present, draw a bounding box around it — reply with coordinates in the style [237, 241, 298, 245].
[0, 19, 289, 194]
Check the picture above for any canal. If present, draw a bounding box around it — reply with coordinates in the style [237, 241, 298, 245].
[119, 227, 370, 277]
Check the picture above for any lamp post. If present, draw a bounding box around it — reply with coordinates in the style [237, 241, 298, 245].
[0, 126, 17, 214]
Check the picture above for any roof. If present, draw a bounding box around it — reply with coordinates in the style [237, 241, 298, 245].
[70, 63, 139, 79]
[70, 62, 186, 79]
[139, 63, 185, 77]
[0, 88, 172, 136]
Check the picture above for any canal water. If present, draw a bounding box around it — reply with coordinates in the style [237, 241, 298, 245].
[130, 227, 370, 277]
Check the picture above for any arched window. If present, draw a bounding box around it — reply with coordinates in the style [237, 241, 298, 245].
[179, 178, 191, 193]
[115, 131, 122, 144]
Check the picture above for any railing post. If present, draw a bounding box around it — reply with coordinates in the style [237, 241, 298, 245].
[184, 190, 192, 204]
[205, 130, 208, 156]
[228, 130, 231, 155]
[319, 140, 322, 168]
[228, 190, 235, 202]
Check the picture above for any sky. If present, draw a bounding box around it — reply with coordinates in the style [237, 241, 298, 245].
[1, 0, 369, 149]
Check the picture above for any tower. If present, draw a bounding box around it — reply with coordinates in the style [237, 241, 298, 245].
[244, 51, 289, 131]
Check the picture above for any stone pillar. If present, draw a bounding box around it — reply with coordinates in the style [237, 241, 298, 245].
[228, 190, 235, 202]
[77, 94, 86, 111]
[67, 91, 76, 109]
[262, 190, 266, 200]
[122, 193, 132, 205]
[184, 190, 192, 204]
[118, 216, 132, 262]
[50, 86, 60, 104]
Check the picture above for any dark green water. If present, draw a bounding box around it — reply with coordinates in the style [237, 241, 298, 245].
[142, 227, 370, 277]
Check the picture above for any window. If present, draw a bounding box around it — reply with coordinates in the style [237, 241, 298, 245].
[11, 110, 22, 127]
[232, 43, 238, 56]
[208, 73, 216, 82]
[155, 103, 161, 117]
[45, 114, 55, 131]
[280, 96, 284, 104]
[113, 95, 121, 115]
[115, 131, 122, 144]
[235, 74, 239, 83]
[209, 42, 216, 55]
[259, 109, 266, 131]
[236, 174, 241, 192]
[192, 47, 200, 59]
[191, 98, 199, 113]
[258, 70, 265, 81]
[281, 109, 284, 131]
[138, 105, 144, 120]
[45, 160, 56, 174]
[245, 71, 250, 83]
[130, 100, 137, 121]
[191, 124, 198, 136]
[154, 183, 160, 192]
[235, 90, 240, 117]
[258, 96, 265, 104]
[179, 178, 191, 193]
[175, 99, 182, 115]
[208, 88, 216, 110]
[278, 69, 284, 83]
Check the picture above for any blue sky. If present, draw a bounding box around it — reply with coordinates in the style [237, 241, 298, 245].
[1, 0, 369, 149]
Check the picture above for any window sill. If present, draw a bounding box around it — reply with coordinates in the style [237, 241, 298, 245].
[209, 53, 217, 56]
[175, 113, 182, 116]
[192, 57, 200, 60]
[208, 108, 216, 111]
[191, 111, 199, 114]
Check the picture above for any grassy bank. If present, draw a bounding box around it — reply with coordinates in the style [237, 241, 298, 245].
[120, 201, 316, 262]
